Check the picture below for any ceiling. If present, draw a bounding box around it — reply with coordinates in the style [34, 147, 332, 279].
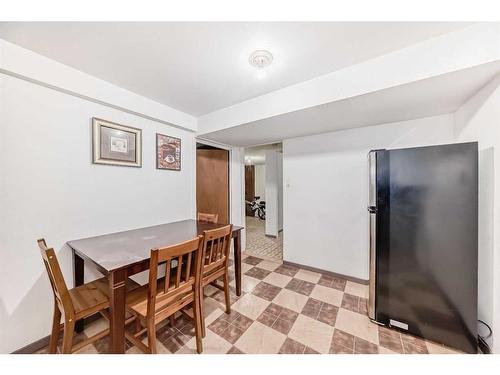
[201, 61, 500, 147]
[0, 22, 471, 116]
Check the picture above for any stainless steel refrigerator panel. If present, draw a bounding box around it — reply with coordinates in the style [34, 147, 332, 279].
[368, 151, 377, 208]
[368, 211, 376, 320]
[368, 151, 377, 320]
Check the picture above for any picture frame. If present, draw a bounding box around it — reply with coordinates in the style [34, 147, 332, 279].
[92, 118, 142, 167]
[156, 133, 181, 171]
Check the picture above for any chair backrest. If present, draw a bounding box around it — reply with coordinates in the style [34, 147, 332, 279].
[197, 212, 219, 224]
[37, 239, 73, 316]
[201, 225, 233, 276]
[147, 236, 204, 319]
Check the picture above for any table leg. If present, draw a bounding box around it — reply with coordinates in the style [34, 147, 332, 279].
[233, 230, 242, 296]
[73, 251, 85, 333]
[109, 269, 127, 354]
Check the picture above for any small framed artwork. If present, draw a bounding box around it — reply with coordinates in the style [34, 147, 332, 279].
[92, 118, 142, 167]
[156, 133, 181, 171]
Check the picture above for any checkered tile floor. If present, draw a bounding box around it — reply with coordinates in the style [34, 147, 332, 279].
[36, 252, 460, 354]
[244, 216, 282, 260]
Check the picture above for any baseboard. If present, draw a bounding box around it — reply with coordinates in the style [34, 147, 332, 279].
[265, 229, 283, 239]
[11, 335, 51, 355]
[282, 260, 369, 285]
[11, 313, 101, 354]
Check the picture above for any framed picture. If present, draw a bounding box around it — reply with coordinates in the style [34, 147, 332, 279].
[92, 118, 142, 167]
[156, 133, 181, 171]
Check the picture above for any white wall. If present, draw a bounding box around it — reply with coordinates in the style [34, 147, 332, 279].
[282, 114, 455, 280]
[229, 146, 247, 250]
[278, 153, 283, 232]
[254, 164, 266, 200]
[0, 39, 197, 131]
[265, 150, 283, 236]
[454, 75, 500, 353]
[0, 73, 196, 353]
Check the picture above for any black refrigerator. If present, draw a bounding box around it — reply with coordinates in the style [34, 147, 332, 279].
[367, 142, 478, 354]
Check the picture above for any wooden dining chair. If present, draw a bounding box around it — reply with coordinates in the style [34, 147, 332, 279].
[125, 236, 204, 354]
[37, 239, 114, 353]
[199, 225, 233, 337]
[197, 212, 219, 224]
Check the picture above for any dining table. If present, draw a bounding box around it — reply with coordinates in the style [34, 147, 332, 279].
[67, 219, 243, 354]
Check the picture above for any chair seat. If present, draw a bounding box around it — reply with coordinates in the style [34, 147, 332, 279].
[126, 277, 194, 318]
[68, 277, 109, 317]
[70, 277, 139, 318]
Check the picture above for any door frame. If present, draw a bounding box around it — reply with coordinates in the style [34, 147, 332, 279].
[195, 137, 233, 224]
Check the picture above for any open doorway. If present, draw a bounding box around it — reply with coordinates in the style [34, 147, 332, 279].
[244, 143, 283, 260]
[196, 142, 230, 223]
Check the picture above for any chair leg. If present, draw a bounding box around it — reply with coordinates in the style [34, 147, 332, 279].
[170, 314, 175, 327]
[199, 285, 206, 338]
[147, 319, 157, 354]
[223, 272, 231, 314]
[49, 302, 61, 354]
[135, 315, 142, 333]
[193, 288, 203, 354]
[61, 319, 75, 354]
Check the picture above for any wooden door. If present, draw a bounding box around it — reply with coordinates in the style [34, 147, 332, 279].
[196, 149, 229, 223]
[245, 165, 255, 216]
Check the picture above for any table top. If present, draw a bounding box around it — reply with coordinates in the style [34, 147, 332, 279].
[67, 219, 242, 273]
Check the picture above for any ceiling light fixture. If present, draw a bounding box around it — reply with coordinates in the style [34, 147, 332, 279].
[249, 50, 273, 80]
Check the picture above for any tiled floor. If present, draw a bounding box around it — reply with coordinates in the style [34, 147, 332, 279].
[245, 216, 283, 260]
[36, 252, 460, 354]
